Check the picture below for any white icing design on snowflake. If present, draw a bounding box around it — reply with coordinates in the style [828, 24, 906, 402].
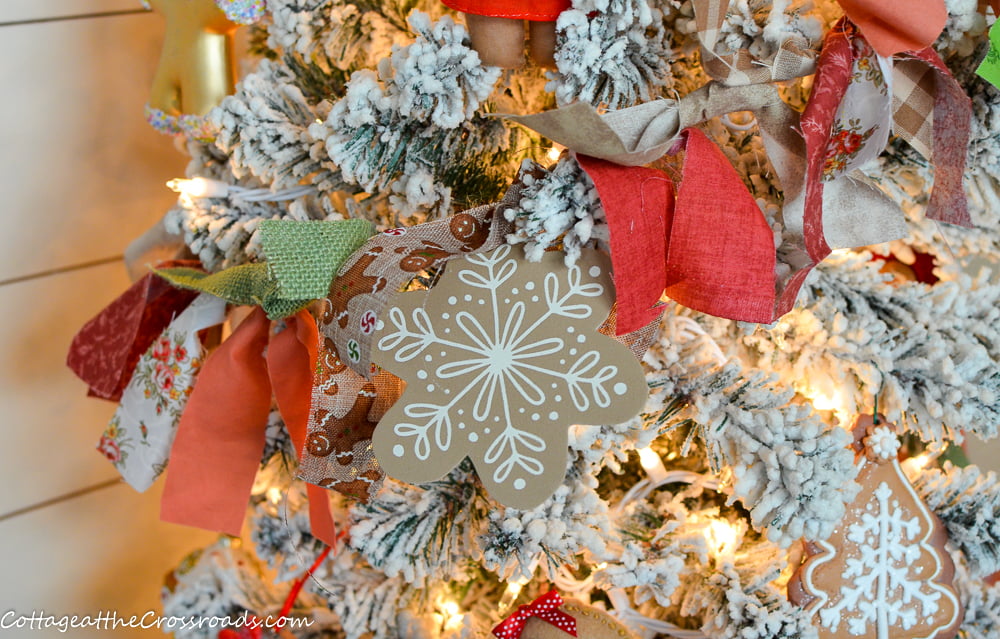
[371, 244, 645, 508]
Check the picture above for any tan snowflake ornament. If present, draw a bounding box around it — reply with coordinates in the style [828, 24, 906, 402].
[788, 415, 963, 639]
[371, 244, 647, 509]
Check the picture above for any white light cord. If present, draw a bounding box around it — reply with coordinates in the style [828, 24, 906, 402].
[167, 177, 318, 204]
[615, 470, 721, 516]
[667, 316, 728, 366]
[618, 607, 709, 639]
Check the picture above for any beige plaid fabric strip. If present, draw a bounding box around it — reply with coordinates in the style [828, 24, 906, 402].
[694, 0, 725, 53]
[892, 58, 936, 159]
[894, 47, 973, 226]
[693, 0, 817, 85]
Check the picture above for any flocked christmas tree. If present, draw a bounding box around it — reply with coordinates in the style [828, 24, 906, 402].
[66, 0, 1000, 638]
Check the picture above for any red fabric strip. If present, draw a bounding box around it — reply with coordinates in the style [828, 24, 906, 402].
[775, 18, 855, 316]
[802, 20, 851, 263]
[161, 308, 272, 536]
[67, 261, 200, 401]
[440, 0, 570, 20]
[575, 155, 671, 335]
[667, 128, 775, 323]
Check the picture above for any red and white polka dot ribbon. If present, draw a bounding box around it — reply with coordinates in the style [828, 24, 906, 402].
[492, 591, 578, 639]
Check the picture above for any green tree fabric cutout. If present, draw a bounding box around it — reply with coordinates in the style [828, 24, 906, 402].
[976, 20, 1000, 89]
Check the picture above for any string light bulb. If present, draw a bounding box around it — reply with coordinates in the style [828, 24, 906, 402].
[266, 486, 284, 505]
[167, 177, 230, 198]
[809, 388, 843, 412]
[498, 576, 530, 614]
[902, 452, 933, 476]
[439, 599, 464, 631]
[166, 177, 316, 208]
[705, 520, 739, 557]
[638, 446, 669, 483]
[806, 386, 851, 421]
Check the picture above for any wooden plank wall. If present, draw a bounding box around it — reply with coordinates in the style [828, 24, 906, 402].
[1, 4, 999, 639]
[0, 5, 215, 637]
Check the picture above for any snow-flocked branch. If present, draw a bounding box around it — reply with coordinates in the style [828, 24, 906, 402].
[912, 463, 1000, 578]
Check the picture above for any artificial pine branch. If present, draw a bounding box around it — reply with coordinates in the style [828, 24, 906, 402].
[310, 13, 509, 209]
[551, 0, 673, 108]
[643, 313, 860, 547]
[212, 59, 344, 193]
[479, 457, 616, 581]
[731, 255, 1000, 445]
[349, 460, 490, 587]
[502, 157, 607, 266]
[951, 551, 1000, 639]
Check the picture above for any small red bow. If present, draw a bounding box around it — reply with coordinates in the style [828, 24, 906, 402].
[492, 591, 577, 639]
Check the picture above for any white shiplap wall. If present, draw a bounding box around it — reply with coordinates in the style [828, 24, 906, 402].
[0, 6, 215, 638]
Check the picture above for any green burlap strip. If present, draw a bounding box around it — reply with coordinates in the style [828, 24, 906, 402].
[260, 218, 375, 300]
[157, 218, 376, 320]
[156, 263, 310, 320]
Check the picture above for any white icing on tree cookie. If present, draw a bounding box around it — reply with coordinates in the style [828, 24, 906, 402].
[789, 416, 962, 639]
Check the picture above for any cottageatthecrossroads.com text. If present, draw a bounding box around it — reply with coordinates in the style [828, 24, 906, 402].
[1, 610, 314, 633]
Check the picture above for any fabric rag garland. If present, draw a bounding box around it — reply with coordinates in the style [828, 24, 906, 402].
[67, 264, 336, 541]
[801, 17, 973, 253]
[508, 0, 972, 332]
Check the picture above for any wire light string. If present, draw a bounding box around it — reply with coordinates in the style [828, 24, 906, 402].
[167, 177, 319, 215]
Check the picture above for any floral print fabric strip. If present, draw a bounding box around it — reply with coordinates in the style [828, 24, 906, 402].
[821, 30, 894, 181]
[98, 294, 226, 491]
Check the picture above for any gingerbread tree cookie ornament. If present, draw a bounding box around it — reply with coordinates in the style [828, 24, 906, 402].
[788, 415, 962, 639]
[371, 244, 647, 509]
